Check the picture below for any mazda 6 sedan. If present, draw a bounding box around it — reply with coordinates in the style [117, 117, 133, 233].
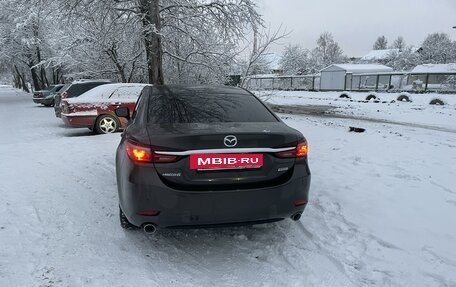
[115, 85, 311, 233]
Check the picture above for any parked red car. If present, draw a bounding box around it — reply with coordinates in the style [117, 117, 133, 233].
[60, 83, 149, 134]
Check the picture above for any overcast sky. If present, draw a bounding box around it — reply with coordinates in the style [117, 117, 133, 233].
[259, 0, 456, 57]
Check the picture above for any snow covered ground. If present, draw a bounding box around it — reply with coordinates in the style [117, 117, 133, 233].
[1, 86, 455, 286]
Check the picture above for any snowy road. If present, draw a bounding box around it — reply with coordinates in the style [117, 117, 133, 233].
[1, 87, 456, 286]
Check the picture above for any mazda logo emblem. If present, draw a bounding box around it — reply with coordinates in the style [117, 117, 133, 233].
[224, 135, 237, 147]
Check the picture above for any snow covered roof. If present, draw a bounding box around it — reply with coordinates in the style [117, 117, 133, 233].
[67, 83, 150, 104]
[411, 63, 456, 74]
[321, 64, 393, 73]
[71, 79, 112, 84]
[361, 49, 400, 61]
[247, 74, 281, 79]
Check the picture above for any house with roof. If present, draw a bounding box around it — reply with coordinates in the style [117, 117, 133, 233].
[406, 63, 456, 91]
[320, 64, 393, 91]
[360, 49, 400, 64]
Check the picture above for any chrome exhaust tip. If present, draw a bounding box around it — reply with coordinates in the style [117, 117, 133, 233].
[291, 212, 302, 221]
[143, 223, 157, 234]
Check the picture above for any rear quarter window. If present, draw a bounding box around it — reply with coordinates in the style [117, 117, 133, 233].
[147, 87, 278, 124]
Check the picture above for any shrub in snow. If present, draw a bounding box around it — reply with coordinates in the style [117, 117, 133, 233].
[339, 92, 351, 99]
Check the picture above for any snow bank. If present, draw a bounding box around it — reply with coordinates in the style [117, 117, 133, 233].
[255, 91, 456, 131]
[1, 87, 455, 286]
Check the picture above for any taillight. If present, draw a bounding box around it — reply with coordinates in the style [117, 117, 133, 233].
[295, 141, 308, 157]
[126, 141, 153, 162]
[153, 153, 179, 163]
[67, 104, 75, 113]
[61, 91, 68, 99]
[125, 140, 178, 163]
[275, 140, 308, 158]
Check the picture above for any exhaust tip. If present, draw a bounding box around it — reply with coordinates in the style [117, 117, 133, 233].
[143, 223, 157, 234]
[291, 212, 302, 221]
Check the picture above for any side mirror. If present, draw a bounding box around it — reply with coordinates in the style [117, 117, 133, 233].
[115, 107, 130, 120]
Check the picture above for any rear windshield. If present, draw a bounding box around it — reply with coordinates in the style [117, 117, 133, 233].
[67, 82, 109, 98]
[53, 85, 64, 92]
[147, 87, 278, 124]
[58, 84, 71, 95]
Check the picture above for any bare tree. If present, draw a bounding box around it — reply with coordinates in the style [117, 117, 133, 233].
[240, 27, 289, 87]
[420, 33, 455, 64]
[308, 32, 345, 72]
[2, 0, 266, 86]
[373, 36, 388, 50]
[279, 44, 309, 75]
[392, 36, 406, 50]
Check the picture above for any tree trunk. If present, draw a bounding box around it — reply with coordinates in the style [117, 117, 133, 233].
[105, 46, 128, 83]
[13, 73, 20, 89]
[41, 66, 49, 87]
[139, 0, 164, 85]
[30, 65, 41, 91]
[14, 65, 30, 93]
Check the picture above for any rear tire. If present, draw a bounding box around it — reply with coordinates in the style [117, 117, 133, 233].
[95, 115, 119, 134]
[119, 207, 138, 230]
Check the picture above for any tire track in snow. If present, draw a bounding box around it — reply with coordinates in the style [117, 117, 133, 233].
[278, 191, 410, 286]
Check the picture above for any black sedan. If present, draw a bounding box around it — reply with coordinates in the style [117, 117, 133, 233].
[115, 85, 311, 233]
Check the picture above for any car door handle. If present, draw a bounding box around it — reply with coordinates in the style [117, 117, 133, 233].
[111, 102, 122, 105]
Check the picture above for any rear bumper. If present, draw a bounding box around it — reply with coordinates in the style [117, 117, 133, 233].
[117, 157, 311, 228]
[33, 98, 43, 104]
[42, 97, 54, 106]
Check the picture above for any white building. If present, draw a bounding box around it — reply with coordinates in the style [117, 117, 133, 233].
[407, 63, 456, 91]
[320, 64, 393, 91]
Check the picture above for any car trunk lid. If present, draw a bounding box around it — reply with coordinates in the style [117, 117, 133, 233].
[145, 122, 299, 190]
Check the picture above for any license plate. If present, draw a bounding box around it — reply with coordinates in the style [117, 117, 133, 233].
[190, 154, 263, 170]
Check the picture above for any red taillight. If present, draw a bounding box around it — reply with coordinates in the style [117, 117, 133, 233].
[295, 141, 308, 157]
[153, 153, 179, 163]
[126, 141, 153, 162]
[126, 140, 178, 163]
[137, 210, 160, 216]
[275, 140, 308, 158]
[61, 91, 68, 99]
[294, 200, 308, 207]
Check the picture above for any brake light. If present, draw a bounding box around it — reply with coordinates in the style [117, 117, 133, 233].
[275, 140, 308, 158]
[296, 141, 308, 157]
[153, 153, 179, 163]
[67, 104, 75, 113]
[126, 140, 178, 163]
[61, 91, 68, 99]
[294, 200, 308, 207]
[126, 141, 153, 162]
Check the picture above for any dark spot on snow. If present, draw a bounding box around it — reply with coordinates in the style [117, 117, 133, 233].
[349, 127, 366, 133]
[269, 104, 337, 116]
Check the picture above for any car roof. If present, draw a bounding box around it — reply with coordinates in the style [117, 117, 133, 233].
[71, 79, 113, 84]
[66, 83, 150, 103]
[149, 85, 249, 96]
